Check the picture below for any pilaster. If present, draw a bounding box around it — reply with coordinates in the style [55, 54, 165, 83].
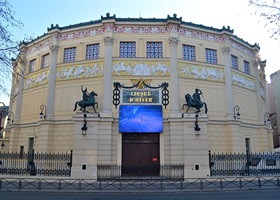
[169, 36, 181, 117]
[101, 36, 114, 117]
[222, 46, 234, 120]
[14, 55, 26, 123]
[46, 43, 59, 119]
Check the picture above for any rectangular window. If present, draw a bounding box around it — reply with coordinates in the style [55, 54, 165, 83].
[86, 44, 100, 60]
[29, 59, 36, 73]
[205, 48, 217, 64]
[19, 146, 24, 159]
[146, 42, 163, 58]
[182, 44, 195, 61]
[41, 54, 49, 68]
[244, 61, 250, 74]
[120, 42, 136, 58]
[63, 47, 76, 63]
[231, 55, 238, 70]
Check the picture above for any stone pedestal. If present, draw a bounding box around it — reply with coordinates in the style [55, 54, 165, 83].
[71, 112, 100, 179]
[182, 113, 210, 178]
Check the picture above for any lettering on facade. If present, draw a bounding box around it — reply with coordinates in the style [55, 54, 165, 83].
[122, 90, 159, 104]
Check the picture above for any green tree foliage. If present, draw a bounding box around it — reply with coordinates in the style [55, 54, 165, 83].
[0, 0, 22, 96]
[249, 0, 280, 39]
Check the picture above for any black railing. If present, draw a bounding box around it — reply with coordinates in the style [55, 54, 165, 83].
[97, 164, 184, 180]
[209, 150, 280, 176]
[0, 150, 72, 176]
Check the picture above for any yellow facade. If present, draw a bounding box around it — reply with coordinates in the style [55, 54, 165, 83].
[4, 14, 273, 178]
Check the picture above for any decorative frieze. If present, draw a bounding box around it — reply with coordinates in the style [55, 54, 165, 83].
[231, 71, 255, 90]
[24, 70, 49, 89]
[112, 61, 170, 76]
[178, 63, 225, 82]
[56, 62, 104, 81]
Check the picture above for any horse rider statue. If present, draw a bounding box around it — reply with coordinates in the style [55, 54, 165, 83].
[182, 88, 208, 114]
[74, 85, 99, 113]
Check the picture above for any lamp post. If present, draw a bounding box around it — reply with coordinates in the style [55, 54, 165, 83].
[234, 105, 240, 120]
[194, 114, 200, 137]
[39, 104, 46, 119]
[264, 112, 271, 126]
[81, 113, 87, 137]
[7, 111, 14, 124]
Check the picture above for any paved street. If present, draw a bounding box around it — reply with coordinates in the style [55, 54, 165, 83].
[1, 189, 280, 200]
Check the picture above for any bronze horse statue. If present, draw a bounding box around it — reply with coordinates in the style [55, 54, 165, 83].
[74, 91, 98, 113]
[182, 94, 208, 114]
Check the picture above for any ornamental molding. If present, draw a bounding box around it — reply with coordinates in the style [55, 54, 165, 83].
[49, 44, 59, 53]
[178, 63, 225, 82]
[112, 61, 170, 76]
[169, 37, 179, 46]
[222, 47, 231, 55]
[104, 36, 114, 45]
[230, 41, 254, 57]
[56, 62, 104, 81]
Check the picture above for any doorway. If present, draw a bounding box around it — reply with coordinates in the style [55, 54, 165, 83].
[122, 133, 160, 176]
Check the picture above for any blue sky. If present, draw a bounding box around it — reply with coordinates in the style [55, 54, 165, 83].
[1, 0, 280, 105]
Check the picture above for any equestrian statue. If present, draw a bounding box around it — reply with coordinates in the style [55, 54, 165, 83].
[74, 85, 98, 113]
[182, 88, 208, 114]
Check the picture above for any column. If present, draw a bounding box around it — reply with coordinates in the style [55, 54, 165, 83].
[46, 44, 59, 119]
[14, 55, 27, 123]
[169, 37, 181, 117]
[101, 36, 114, 117]
[222, 46, 234, 120]
[253, 61, 262, 122]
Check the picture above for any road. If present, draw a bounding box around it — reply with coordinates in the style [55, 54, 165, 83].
[1, 189, 280, 200]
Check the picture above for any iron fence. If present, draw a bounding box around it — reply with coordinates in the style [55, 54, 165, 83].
[0, 176, 279, 192]
[0, 150, 72, 176]
[97, 164, 184, 180]
[209, 150, 280, 176]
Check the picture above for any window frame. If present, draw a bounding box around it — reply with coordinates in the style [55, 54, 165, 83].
[41, 53, 49, 69]
[231, 54, 238, 70]
[119, 41, 136, 58]
[29, 59, 36, 73]
[205, 48, 217, 64]
[182, 44, 196, 61]
[63, 47, 77, 63]
[146, 41, 163, 58]
[86, 43, 100, 60]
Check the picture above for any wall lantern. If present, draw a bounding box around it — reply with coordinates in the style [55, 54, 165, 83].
[234, 105, 240, 120]
[194, 114, 201, 137]
[264, 112, 271, 126]
[39, 104, 46, 120]
[7, 111, 14, 124]
[81, 113, 88, 137]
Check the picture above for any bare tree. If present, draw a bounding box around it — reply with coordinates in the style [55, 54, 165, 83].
[249, 0, 280, 39]
[0, 0, 23, 96]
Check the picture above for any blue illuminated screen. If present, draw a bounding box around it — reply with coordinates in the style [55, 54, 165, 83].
[119, 105, 163, 133]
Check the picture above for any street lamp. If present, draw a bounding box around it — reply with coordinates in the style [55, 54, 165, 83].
[81, 113, 87, 137]
[39, 104, 46, 119]
[7, 111, 14, 124]
[271, 120, 277, 129]
[194, 114, 201, 137]
[264, 112, 271, 126]
[234, 105, 240, 120]
[0, 102, 5, 106]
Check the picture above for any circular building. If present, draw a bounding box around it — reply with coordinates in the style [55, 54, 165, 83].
[5, 13, 272, 178]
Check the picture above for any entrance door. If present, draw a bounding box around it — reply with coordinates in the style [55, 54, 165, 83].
[122, 134, 160, 176]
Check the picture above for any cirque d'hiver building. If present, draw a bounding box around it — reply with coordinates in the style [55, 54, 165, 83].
[4, 13, 273, 178]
